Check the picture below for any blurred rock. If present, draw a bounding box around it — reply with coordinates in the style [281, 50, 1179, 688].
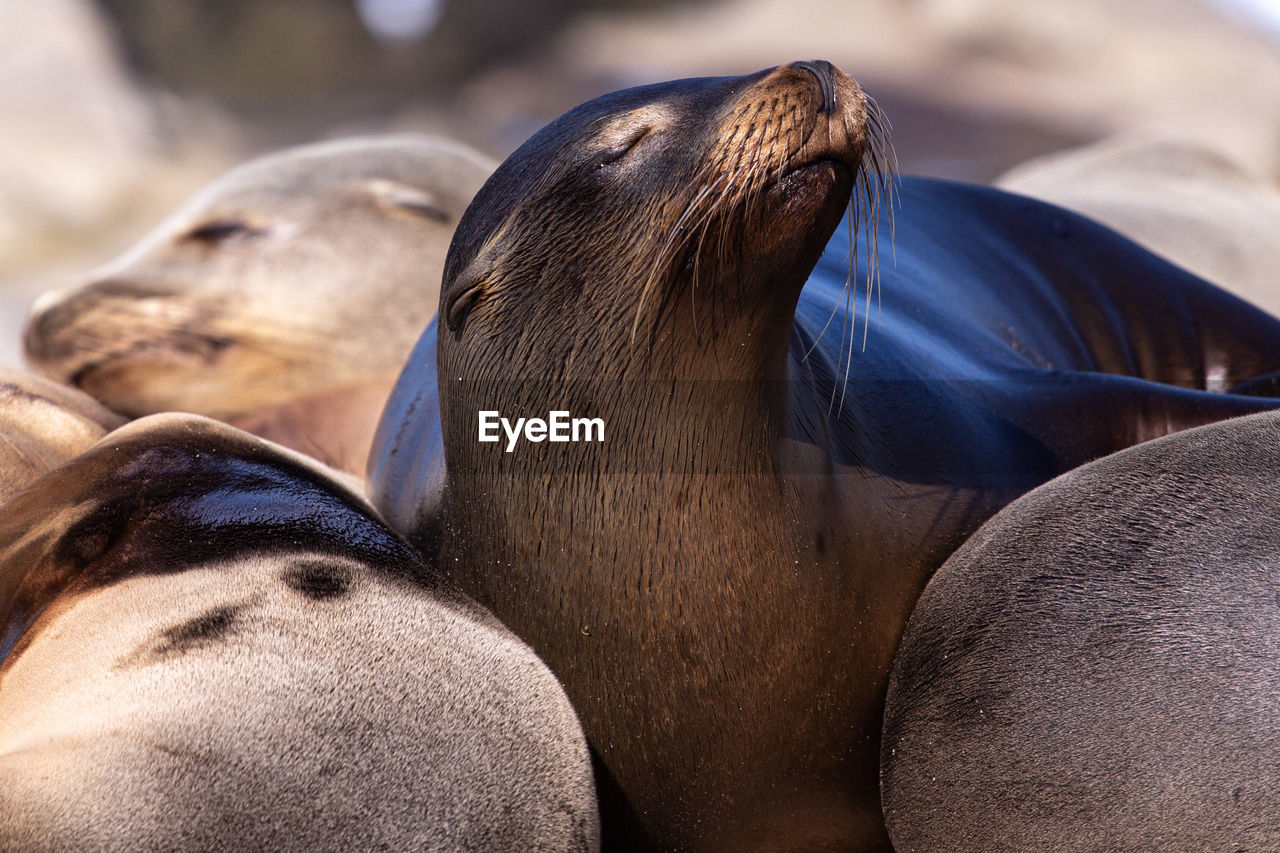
[81, 0, 1280, 181]
[93, 0, 691, 112]
[6, 0, 1280, 363]
[549, 0, 1280, 178]
[0, 0, 154, 262]
[0, 0, 240, 367]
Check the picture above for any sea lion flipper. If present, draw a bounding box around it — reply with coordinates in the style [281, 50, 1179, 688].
[1228, 369, 1280, 397]
[368, 319, 446, 560]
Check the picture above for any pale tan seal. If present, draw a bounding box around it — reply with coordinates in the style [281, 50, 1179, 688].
[22, 135, 495, 475]
[0, 413, 598, 850]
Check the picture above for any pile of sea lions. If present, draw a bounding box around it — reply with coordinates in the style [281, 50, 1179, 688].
[7, 60, 1280, 851]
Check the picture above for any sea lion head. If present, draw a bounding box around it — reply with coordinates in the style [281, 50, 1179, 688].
[440, 61, 889, 382]
[23, 136, 494, 420]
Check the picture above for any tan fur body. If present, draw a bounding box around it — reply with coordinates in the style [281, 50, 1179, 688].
[997, 136, 1280, 317]
[0, 414, 598, 851]
[0, 366, 123, 505]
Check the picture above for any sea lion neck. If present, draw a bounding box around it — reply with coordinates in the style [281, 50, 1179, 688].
[431, 63, 890, 847]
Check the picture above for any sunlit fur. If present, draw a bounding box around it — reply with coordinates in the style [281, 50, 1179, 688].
[434, 62, 904, 852]
[631, 80, 896, 377]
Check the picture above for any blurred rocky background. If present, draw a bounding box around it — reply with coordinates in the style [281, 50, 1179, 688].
[2, 0, 1278, 364]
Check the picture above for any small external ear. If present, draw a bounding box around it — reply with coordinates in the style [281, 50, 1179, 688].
[444, 257, 493, 332]
[445, 280, 484, 332]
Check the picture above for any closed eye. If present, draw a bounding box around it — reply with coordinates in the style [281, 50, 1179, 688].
[386, 195, 449, 222]
[180, 219, 266, 246]
[597, 126, 654, 168]
[369, 180, 451, 223]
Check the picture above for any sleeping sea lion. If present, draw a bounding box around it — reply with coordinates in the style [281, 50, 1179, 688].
[0, 414, 597, 850]
[881, 409, 1280, 852]
[370, 62, 1280, 850]
[21, 135, 495, 475]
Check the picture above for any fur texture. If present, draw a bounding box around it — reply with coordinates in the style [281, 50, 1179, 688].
[0, 414, 598, 851]
[883, 410, 1280, 851]
[22, 136, 494, 474]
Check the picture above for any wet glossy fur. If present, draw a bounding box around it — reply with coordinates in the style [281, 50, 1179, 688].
[0, 414, 598, 851]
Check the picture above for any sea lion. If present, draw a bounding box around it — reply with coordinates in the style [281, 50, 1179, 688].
[0, 413, 598, 851]
[881, 409, 1280, 852]
[369, 62, 1280, 851]
[21, 135, 495, 475]
[0, 365, 124, 504]
[997, 135, 1280, 318]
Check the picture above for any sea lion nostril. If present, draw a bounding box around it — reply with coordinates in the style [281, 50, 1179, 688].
[794, 59, 837, 114]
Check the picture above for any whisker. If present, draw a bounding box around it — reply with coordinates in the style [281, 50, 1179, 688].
[629, 82, 900, 406]
[630, 163, 728, 341]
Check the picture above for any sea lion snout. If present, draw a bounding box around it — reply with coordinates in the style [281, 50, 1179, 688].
[23, 287, 76, 370]
[24, 278, 188, 382]
[23, 280, 121, 375]
[793, 60, 839, 114]
[762, 60, 869, 173]
[21, 137, 495, 472]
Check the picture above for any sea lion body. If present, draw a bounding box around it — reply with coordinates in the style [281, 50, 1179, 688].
[0, 414, 598, 851]
[371, 65, 1280, 850]
[0, 366, 124, 504]
[22, 135, 494, 474]
[997, 135, 1280, 318]
[881, 409, 1280, 852]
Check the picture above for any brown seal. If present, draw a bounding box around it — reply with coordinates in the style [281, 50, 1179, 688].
[371, 62, 1280, 850]
[0, 413, 598, 850]
[21, 135, 494, 475]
